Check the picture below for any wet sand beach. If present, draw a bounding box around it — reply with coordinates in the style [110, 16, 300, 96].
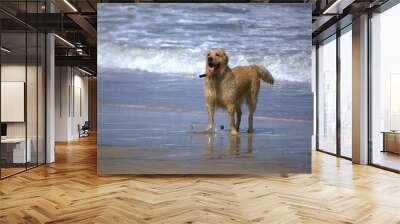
[98, 70, 312, 174]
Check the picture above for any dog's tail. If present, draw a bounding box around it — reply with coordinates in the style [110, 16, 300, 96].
[254, 64, 274, 85]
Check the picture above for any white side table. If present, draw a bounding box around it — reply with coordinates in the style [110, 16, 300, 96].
[1, 138, 32, 163]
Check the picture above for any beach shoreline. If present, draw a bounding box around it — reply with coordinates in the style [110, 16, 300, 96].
[98, 68, 312, 174]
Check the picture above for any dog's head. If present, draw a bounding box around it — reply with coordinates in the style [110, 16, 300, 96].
[205, 48, 228, 77]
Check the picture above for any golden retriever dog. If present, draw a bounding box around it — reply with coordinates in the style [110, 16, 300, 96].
[203, 48, 274, 135]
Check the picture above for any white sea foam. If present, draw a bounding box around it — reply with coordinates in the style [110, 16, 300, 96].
[98, 43, 311, 83]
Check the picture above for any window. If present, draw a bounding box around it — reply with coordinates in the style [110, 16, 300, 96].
[318, 36, 337, 154]
[370, 3, 400, 171]
[339, 28, 352, 158]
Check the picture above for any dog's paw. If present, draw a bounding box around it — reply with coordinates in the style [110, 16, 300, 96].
[206, 125, 214, 133]
[231, 130, 238, 135]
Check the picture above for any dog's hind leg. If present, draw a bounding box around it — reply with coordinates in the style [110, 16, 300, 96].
[247, 82, 260, 133]
[235, 105, 242, 131]
[247, 101, 256, 133]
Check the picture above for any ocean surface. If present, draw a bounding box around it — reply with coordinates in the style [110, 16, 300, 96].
[98, 3, 311, 83]
[97, 4, 313, 174]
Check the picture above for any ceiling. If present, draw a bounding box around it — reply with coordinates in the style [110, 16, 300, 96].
[0, 0, 97, 74]
[1, 0, 392, 74]
[311, 0, 390, 43]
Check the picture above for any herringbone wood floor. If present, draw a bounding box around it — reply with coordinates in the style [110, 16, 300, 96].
[1, 135, 400, 224]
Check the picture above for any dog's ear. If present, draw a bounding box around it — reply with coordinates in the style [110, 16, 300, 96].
[223, 51, 229, 66]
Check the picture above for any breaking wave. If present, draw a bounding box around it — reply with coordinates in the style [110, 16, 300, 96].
[98, 43, 311, 83]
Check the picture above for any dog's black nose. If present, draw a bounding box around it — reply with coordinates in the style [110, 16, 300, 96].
[207, 57, 213, 62]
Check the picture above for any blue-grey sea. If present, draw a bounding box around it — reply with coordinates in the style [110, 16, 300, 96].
[97, 4, 313, 174]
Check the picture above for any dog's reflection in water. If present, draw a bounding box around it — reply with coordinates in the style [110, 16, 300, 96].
[204, 133, 253, 159]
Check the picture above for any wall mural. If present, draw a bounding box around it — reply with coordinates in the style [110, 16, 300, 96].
[97, 3, 313, 174]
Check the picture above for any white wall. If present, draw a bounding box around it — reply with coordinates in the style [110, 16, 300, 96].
[1, 65, 41, 138]
[1, 65, 26, 126]
[1, 65, 26, 139]
[55, 67, 89, 141]
[55, 66, 70, 141]
[71, 72, 89, 138]
[1, 63, 46, 164]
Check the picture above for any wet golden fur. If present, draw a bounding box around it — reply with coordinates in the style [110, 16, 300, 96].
[203, 48, 274, 135]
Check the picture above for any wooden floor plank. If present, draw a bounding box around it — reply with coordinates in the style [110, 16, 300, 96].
[0, 135, 400, 223]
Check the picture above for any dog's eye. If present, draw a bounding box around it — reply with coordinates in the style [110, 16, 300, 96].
[216, 54, 220, 57]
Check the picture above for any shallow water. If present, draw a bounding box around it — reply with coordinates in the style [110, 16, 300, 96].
[98, 70, 312, 174]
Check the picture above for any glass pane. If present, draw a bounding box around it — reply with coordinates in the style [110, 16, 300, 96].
[0, 1, 46, 178]
[27, 31, 38, 169]
[318, 37, 337, 154]
[38, 33, 45, 165]
[340, 29, 352, 158]
[371, 4, 400, 171]
[27, 0, 39, 170]
[1, 31, 27, 177]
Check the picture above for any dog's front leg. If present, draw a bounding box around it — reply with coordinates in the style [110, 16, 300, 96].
[235, 106, 242, 131]
[228, 106, 238, 135]
[207, 105, 215, 132]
